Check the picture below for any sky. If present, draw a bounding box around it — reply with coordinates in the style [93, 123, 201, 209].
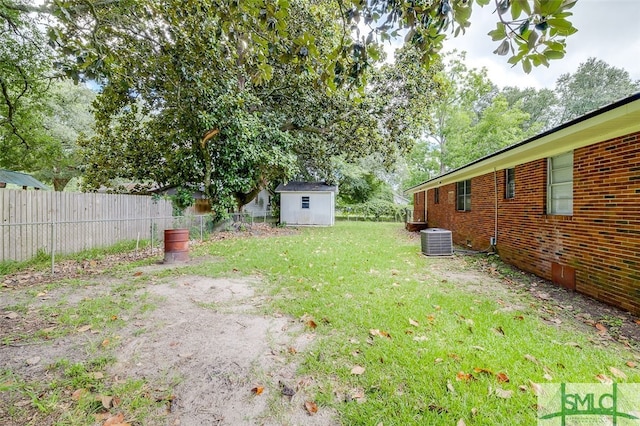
[437, 0, 640, 90]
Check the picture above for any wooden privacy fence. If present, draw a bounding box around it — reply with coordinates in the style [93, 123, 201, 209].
[0, 189, 176, 263]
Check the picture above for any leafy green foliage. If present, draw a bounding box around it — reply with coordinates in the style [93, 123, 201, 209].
[0, 5, 94, 191]
[340, 199, 409, 221]
[555, 57, 640, 122]
[2, 0, 581, 96]
[171, 188, 195, 216]
[446, 95, 537, 168]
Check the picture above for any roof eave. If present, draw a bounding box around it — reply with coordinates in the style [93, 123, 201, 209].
[406, 93, 640, 195]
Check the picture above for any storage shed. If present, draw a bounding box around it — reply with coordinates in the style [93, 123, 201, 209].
[275, 182, 337, 226]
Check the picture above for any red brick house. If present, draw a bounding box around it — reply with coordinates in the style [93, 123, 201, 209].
[406, 93, 640, 314]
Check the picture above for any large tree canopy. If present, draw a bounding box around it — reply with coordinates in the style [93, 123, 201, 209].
[78, 1, 445, 217]
[1, 0, 580, 88]
[555, 57, 640, 122]
[2, 0, 583, 212]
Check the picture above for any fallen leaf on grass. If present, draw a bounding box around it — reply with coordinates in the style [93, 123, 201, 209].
[491, 326, 505, 336]
[305, 320, 317, 329]
[103, 413, 130, 426]
[288, 347, 297, 355]
[98, 395, 113, 409]
[529, 381, 543, 396]
[635, 320, 640, 326]
[369, 329, 391, 339]
[94, 413, 110, 422]
[251, 386, 264, 395]
[457, 419, 466, 426]
[609, 367, 627, 380]
[543, 373, 553, 381]
[133, 271, 143, 276]
[595, 323, 608, 333]
[626, 361, 637, 368]
[456, 371, 475, 382]
[89, 372, 104, 380]
[494, 388, 513, 399]
[595, 374, 613, 384]
[25, 356, 40, 366]
[4, 312, 19, 320]
[446, 380, 456, 394]
[350, 388, 365, 400]
[77, 325, 92, 333]
[413, 335, 428, 342]
[304, 401, 318, 415]
[72, 388, 89, 401]
[496, 372, 510, 383]
[409, 318, 420, 327]
[524, 354, 539, 364]
[351, 365, 365, 375]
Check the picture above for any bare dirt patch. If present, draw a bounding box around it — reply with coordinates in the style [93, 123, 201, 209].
[112, 273, 337, 425]
[0, 264, 338, 425]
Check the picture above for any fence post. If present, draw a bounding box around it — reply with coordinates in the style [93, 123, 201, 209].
[150, 217, 154, 252]
[50, 220, 56, 275]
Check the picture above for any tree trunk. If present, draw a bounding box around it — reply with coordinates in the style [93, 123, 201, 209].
[53, 177, 71, 192]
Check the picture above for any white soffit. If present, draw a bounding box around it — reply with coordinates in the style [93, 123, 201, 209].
[408, 96, 640, 193]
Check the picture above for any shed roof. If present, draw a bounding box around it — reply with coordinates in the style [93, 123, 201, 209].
[0, 169, 49, 190]
[405, 92, 640, 194]
[275, 181, 337, 193]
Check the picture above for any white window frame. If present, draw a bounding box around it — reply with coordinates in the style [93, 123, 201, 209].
[456, 180, 471, 211]
[505, 168, 515, 199]
[301, 196, 310, 209]
[547, 151, 573, 215]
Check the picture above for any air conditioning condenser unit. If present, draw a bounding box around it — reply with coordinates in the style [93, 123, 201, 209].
[420, 228, 453, 256]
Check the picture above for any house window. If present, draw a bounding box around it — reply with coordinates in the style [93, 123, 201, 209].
[456, 180, 471, 211]
[505, 168, 515, 199]
[547, 151, 573, 215]
[301, 196, 310, 209]
[434, 187, 440, 204]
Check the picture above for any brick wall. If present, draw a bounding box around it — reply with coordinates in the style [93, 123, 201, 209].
[425, 131, 640, 314]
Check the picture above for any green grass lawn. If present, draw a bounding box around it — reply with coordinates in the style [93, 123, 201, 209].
[192, 221, 640, 425]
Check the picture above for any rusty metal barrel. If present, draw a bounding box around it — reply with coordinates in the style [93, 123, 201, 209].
[164, 228, 189, 263]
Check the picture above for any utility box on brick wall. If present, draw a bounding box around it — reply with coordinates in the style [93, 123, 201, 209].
[420, 228, 453, 256]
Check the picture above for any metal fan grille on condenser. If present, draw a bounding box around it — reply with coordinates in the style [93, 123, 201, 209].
[420, 228, 453, 256]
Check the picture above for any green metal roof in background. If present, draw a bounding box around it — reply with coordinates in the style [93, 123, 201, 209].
[0, 169, 49, 190]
